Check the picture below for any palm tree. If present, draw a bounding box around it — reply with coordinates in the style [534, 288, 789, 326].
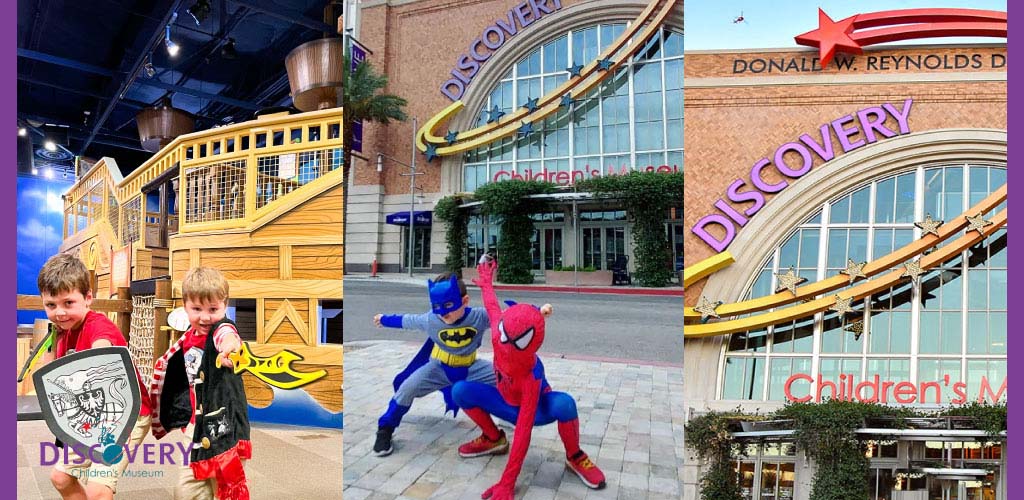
[342, 53, 408, 271]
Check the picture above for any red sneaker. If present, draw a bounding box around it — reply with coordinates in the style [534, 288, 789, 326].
[566, 450, 606, 489]
[458, 430, 508, 458]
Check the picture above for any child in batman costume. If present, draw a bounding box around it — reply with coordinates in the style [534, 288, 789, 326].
[371, 272, 497, 456]
[452, 259, 606, 499]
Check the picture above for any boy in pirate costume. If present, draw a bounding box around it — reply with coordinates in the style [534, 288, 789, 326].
[38, 253, 153, 500]
[151, 267, 250, 500]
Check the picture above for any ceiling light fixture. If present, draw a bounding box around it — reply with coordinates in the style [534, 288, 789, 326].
[220, 38, 238, 60]
[144, 60, 156, 78]
[165, 13, 180, 57]
[31, 167, 38, 175]
[187, 0, 212, 26]
[18, 127, 26, 136]
[44, 140, 57, 151]
[44, 168, 54, 179]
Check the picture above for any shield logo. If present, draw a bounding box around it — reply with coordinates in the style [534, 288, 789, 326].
[33, 346, 141, 466]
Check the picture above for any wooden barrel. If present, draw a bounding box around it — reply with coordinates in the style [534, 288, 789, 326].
[285, 38, 344, 112]
[137, 100, 195, 152]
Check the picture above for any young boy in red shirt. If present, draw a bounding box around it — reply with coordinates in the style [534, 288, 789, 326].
[38, 253, 153, 500]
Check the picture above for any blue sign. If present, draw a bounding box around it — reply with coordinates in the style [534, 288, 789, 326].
[386, 211, 433, 226]
[350, 42, 367, 153]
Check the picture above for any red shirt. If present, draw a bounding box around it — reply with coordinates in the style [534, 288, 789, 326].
[55, 310, 153, 416]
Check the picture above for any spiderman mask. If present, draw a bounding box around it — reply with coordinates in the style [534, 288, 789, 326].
[428, 274, 464, 316]
[495, 304, 545, 374]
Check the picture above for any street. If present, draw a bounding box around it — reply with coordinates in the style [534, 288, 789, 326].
[343, 279, 683, 365]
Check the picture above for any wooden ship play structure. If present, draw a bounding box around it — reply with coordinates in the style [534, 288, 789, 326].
[53, 105, 344, 426]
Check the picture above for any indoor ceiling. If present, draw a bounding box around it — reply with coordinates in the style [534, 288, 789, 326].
[17, 0, 340, 176]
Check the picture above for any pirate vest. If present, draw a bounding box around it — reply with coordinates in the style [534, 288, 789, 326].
[157, 317, 251, 462]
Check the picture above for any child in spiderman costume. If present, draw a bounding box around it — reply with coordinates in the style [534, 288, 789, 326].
[452, 258, 606, 499]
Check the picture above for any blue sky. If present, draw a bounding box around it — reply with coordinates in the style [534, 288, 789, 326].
[685, 0, 1007, 50]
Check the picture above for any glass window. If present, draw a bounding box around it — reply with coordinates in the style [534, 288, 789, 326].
[723, 357, 764, 400]
[464, 25, 683, 190]
[722, 165, 1006, 403]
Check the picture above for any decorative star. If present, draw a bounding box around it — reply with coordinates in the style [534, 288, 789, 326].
[522, 97, 539, 112]
[964, 213, 994, 236]
[915, 213, 943, 237]
[694, 296, 723, 321]
[444, 130, 459, 145]
[692, 297, 724, 319]
[424, 143, 438, 162]
[900, 259, 924, 284]
[566, 63, 584, 77]
[844, 319, 866, 341]
[829, 295, 855, 315]
[516, 121, 534, 138]
[486, 105, 506, 123]
[596, 58, 614, 71]
[774, 267, 808, 295]
[840, 258, 867, 285]
[560, 93, 574, 108]
[793, 8, 861, 67]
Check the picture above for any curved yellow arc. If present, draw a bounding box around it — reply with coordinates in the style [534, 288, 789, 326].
[416, 0, 679, 155]
[684, 207, 1007, 338]
[683, 251, 735, 289]
[683, 185, 1006, 320]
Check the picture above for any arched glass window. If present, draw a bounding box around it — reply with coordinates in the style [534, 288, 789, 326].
[720, 163, 1007, 403]
[462, 24, 683, 191]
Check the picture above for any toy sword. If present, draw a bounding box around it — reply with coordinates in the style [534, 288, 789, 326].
[18, 324, 56, 383]
[221, 342, 328, 389]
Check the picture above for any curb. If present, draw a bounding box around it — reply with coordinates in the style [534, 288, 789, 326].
[491, 284, 684, 297]
[345, 275, 684, 297]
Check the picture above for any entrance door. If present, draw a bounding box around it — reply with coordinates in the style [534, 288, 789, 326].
[581, 225, 628, 270]
[402, 226, 431, 270]
[960, 477, 995, 500]
[759, 462, 795, 500]
[531, 226, 563, 271]
[736, 460, 755, 500]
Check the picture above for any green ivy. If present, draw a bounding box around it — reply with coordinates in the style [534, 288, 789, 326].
[684, 411, 747, 500]
[472, 180, 556, 283]
[939, 402, 1007, 437]
[774, 401, 914, 500]
[435, 194, 470, 275]
[576, 171, 683, 287]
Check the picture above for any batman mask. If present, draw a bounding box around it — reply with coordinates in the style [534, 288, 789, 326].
[428, 274, 463, 315]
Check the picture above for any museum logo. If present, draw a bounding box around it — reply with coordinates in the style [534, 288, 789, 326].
[40, 442, 195, 466]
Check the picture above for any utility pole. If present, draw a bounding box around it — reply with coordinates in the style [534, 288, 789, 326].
[376, 117, 423, 277]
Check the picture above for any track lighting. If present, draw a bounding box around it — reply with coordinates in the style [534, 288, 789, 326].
[220, 38, 238, 60]
[165, 13, 180, 57]
[187, 0, 211, 26]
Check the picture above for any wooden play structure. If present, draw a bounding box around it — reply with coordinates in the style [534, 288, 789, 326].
[53, 108, 344, 417]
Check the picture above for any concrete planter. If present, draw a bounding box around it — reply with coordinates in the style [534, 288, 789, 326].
[544, 270, 613, 286]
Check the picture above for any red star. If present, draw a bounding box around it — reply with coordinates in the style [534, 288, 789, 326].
[82, 422, 91, 431]
[795, 9, 862, 67]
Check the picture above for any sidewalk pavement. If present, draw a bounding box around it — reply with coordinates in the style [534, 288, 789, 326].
[342, 340, 685, 500]
[17, 420, 342, 499]
[345, 273, 684, 297]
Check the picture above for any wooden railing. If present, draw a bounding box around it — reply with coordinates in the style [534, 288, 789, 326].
[60, 108, 344, 247]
